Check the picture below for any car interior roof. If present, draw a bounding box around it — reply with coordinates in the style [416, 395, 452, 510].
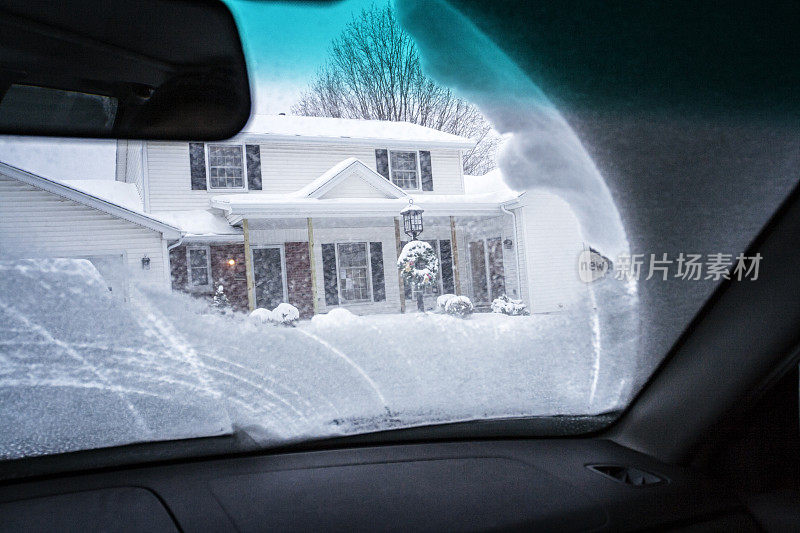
[0, 1, 798, 531]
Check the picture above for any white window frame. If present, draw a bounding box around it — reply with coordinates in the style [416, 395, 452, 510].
[334, 241, 373, 305]
[387, 149, 422, 192]
[186, 245, 212, 291]
[205, 143, 248, 191]
[250, 244, 289, 306]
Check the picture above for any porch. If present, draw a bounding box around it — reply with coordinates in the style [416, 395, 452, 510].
[169, 213, 521, 317]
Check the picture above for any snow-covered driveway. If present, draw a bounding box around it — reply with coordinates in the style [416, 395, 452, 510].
[0, 259, 629, 460]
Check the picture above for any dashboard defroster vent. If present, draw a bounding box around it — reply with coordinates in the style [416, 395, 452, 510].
[586, 464, 668, 486]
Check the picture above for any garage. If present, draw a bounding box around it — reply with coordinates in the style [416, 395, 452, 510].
[0, 162, 181, 300]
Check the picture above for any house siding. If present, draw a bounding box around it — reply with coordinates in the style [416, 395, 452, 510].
[319, 174, 388, 199]
[0, 174, 167, 290]
[517, 193, 585, 313]
[143, 141, 465, 212]
[116, 140, 145, 205]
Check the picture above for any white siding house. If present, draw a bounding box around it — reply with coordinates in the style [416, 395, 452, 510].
[2, 114, 586, 316]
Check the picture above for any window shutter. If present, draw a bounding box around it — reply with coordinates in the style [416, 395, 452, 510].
[400, 240, 412, 300]
[369, 242, 385, 302]
[321, 243, 339, 306]
[189, 142, 207, 190]
[419, 150, 433, 191]
[439, 239, 455, 294]
[245, 145, 262, 190]
[375, 149, 390, 179]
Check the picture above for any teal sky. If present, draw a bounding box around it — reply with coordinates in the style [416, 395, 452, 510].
[225, 0, 380, 114]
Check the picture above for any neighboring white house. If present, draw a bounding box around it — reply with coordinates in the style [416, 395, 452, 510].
[2, 114, 586, 315]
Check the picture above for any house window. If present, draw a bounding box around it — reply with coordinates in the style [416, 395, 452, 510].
[336, 242, 371, 303]
[187, 246, 212, 288]
[207, 144, 245, 189]
[389, 150, 419, 190]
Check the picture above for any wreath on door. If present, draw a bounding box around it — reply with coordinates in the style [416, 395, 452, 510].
[397, 240, 439, 288]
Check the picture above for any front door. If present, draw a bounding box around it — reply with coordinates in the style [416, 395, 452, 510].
[252, 246, 285, 310]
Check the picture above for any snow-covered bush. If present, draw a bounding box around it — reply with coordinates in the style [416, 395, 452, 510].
[444, 295, 473, 317]
[248, 308, 273, 324]
[397, 240, 439, 289]
[436, 293, 456, 313]
[211, 284, 232, 315]
[312, 307, 360, 327]
[491, 295, 530, 316]
[271, 303, 300, 326]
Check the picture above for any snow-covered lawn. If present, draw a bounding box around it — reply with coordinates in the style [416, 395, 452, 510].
[0, 259, 635, 459]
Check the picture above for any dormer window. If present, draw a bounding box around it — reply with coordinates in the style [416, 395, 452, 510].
[207, 144, 245, 189]
[389, 150, 419, 190]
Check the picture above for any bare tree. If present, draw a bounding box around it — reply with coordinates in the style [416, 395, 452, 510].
[293, 4, 499, 175]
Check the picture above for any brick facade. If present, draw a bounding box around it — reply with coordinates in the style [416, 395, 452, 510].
[284, 241, 314, 319]
[169, 243, 249, 312]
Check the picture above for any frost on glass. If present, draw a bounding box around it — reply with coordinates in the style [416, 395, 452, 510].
[0, 257, 633, 459]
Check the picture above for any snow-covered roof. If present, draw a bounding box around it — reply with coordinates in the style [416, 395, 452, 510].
[156, 210, 242, 241]
[211, 193, 509, 221]
[0, 161, 182, 239]
[237, 114, 476, 149]
[60, 180, 143, 212]
[293, 158, 407, 199]
[463, 169, 518, 197]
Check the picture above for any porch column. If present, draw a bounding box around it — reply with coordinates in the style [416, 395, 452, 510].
[450, 216, 462, 295]
[394, 217, 406, 313]
[307, 217, 319, 315]
[243, 218, 256, 311]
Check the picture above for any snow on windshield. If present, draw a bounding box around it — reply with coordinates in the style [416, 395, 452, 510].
[0, 0, 643, 460]
[0, 258, 634, 459]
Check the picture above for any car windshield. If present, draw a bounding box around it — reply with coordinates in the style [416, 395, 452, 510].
[0, 0, 797, 464]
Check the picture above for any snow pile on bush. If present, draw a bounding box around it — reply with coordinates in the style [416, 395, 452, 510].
[311, 307, 361, 327]
[436, 293, 456, 313]
[248, 308, 274, 324]
[491, 295, 530, 316]
[444, 295, 473, 317]
[272, 303, 300, 326]
[248, 303, 300, 326]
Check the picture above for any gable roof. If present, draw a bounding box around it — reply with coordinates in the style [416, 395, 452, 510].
[0, 161, 182, 239]
[294, 158, 408, 200]
[237, 115, 476, 149]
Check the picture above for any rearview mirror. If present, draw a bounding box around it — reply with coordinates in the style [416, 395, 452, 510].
[0, 0, 251, 140]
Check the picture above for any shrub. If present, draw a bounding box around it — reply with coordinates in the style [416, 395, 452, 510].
[491, 294, 530, 316]
[271, 303, 300, 326]
[248, 308, 273, 324]
[211, 284, 232, 315]
[436, 293, 456, 313]
[444, 295, 473, 317]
